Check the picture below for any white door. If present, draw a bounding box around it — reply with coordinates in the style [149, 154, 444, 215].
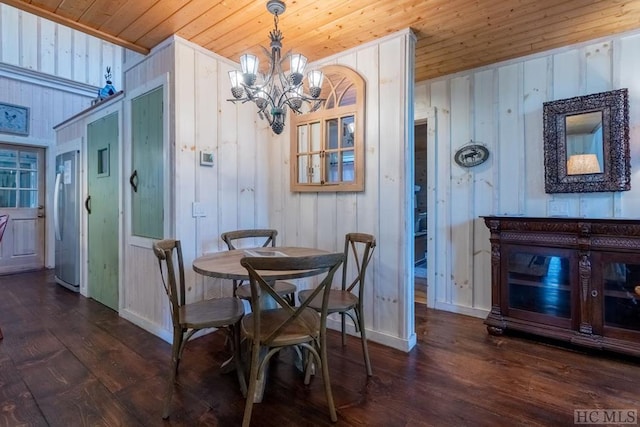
[0, 144, 45, 273]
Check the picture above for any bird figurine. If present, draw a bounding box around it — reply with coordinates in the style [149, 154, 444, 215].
[98, 67, 116, 100]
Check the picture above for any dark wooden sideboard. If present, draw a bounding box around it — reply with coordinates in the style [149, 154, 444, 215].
[483, 215, 640, 356]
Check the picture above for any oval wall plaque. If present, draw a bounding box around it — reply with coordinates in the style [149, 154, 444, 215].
[454, 143, 489, 168]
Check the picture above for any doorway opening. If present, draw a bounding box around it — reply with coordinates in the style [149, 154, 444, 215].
[414, 120, 427, 304]
[0, 143, 46, 274]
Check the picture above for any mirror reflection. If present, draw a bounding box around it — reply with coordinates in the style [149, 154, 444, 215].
[565, 111, 603, 175]
[543, 88, 630, 193]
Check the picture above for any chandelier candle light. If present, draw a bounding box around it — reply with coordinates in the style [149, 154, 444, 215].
[227, 0, 324, 135]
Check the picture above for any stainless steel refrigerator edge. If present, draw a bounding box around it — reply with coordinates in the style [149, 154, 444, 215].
[54, 150, 80, 291]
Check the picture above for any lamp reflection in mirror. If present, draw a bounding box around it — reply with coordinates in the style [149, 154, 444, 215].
[567, 154, 602, 175]
[227, 0, 324, 135]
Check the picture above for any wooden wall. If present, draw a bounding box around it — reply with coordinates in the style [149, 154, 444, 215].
[116, 31, 417, 351]
[415, 30, 640, 318]
[268, 30, 417, 350]
[0, 4, 124, 269]
[117, 37, 273, 340]
[0, 3, 123, 88]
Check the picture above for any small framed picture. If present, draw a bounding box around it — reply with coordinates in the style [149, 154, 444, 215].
[200, 151, 214, 166]
[0, 103, 29, 136]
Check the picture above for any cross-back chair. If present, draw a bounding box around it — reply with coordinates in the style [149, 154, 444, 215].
[221, 229, 297, 305]
[298, 232, 376, 376]
[152, 239, 246, 419]
[239, 252, 345, 427]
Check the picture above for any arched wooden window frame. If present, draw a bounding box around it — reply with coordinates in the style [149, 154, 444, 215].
[290, 65, 365, 192]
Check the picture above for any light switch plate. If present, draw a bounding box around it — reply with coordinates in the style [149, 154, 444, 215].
[192, 202, 206, 217]
[548, 199, 569, 216]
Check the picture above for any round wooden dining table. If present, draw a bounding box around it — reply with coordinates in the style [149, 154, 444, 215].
[192, 245, 331, 403]
[192, 246, 330, 281]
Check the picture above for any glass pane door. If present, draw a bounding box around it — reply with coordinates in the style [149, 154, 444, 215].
[602, 260, 640, 331]
[504, 245, 573, 327]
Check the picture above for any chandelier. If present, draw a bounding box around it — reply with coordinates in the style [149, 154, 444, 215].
[227, 0, 324, 135]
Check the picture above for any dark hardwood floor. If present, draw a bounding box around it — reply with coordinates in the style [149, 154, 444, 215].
[1, 269, 639, 426]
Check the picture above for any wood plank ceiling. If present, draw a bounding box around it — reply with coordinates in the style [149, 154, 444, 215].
[2, 0, 640, 82]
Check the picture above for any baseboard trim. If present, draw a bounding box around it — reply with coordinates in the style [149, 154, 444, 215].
[326, 317, 416, 352]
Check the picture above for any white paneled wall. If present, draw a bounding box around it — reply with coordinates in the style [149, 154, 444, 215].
[120, 32, 417, 352]
[0, 5, 126, 269]
[269, 30, 417, 350]
[118, 37, 272, 341]
[4, 6, 418, 351]
[416, 30, 640, 319]
[0, 3, 123, 88]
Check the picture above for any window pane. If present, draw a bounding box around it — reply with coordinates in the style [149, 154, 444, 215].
[342, 150, 355, 182]
[0, 189, 16, 207]
[97, 147, 110, 177]
[310, 122, 321, 151]
[0, 170, 16, 188]
[19, 151, 37, 170]
[19, 190, 37, 208]
[0, 150, 17, 168]
[297, 125, 308, 152]
[298, 155, 308, 183]
[341, 116, 355, 148]
[327, 119, 339, 149]
[326, 152, 339, 183]
[20, 171, 37, 189]
[310, 153, 321, 183]
[339, 85, 357, 107]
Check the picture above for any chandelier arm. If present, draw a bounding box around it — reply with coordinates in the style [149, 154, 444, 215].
[260, 45, 277, 88]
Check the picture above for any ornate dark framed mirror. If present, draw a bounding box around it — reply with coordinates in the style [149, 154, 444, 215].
[543, 88, 630, 193]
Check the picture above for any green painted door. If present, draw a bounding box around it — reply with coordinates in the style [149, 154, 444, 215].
[131, 87, 164, 239]
[87, 112, 119, 311]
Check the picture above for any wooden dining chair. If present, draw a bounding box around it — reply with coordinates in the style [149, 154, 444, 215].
[221, 229, 297, 305]
[0, 214, 8, 340]
[240, 252, 345, 427]
[298, 232, 376, 376]
[152, 239, 246, 419]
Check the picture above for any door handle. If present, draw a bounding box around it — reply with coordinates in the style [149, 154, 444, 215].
[85, 195, 91, 214]
[129, 170, 138, 193]
[37, 205, 45, 218]
[54, 173, 61, 240]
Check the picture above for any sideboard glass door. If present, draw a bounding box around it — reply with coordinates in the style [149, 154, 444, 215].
[504, 245, 574, 328]
[600, 255, 640, 337]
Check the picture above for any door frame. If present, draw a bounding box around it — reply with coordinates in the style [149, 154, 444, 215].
[0, 142, 46, 274]
[412, 108, 437, 309]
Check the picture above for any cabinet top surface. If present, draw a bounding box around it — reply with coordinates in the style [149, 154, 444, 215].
[482, 216, 640, 224]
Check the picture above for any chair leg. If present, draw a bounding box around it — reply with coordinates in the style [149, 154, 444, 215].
[242, 340, 261, 427]
[232, 324, 247, 398]
[0, 327, 3, 340]
[340, 312, 346, 346]
[163, 328, 183, 419]
[319, 333, 337, 422]
[356, 305, 372, 376]
[303, 347, 314, 385]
